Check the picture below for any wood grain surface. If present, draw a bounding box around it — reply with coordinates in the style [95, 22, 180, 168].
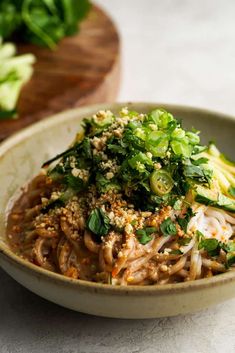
[0, 5, 120, 141]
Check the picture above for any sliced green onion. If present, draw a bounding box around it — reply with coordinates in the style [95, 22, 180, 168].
[171, 127, 185, 139]
[186, 131, 200, 145]
[170, 140, 192, 158]
[149, 109, 173, 128]
[146, 131, 169, 157]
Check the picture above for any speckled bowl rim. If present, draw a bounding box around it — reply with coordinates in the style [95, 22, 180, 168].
[1, 102, 235, 296]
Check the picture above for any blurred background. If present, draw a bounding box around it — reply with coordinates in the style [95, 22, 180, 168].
[96, 0, 235, 114]
[1, 0, 235, 139]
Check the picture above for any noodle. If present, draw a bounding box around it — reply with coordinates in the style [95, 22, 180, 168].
[6, 107, 235, 285]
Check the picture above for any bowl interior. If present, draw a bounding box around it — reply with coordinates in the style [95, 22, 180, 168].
[0, 102, 234, 276]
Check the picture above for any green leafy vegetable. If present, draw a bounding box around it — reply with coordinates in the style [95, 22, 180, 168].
[177, 207, 194, 233]
[44, 107, 214, 212]
[198, 238, 219, 255]
[66, 174, 85, 192]
[191, 157, 209, 166]
[0, 0, 91, 49]
[160, 218, 177, 236]
[87, 208, 110, 238]
[183, 163, 212, 185]
[136, 227, 157, 245]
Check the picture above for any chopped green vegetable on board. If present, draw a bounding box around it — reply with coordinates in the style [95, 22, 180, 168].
[0, 38, 35, 119]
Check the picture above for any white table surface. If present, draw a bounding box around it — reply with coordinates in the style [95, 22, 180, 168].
[1, 1, 235, 352]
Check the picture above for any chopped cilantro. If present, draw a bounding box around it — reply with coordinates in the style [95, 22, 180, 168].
[183, 163, 212, 185]
[136, 227, 157, 245]
[177, 207, 194, 233]
[198, 238, 220, 256]
[191, 157, 209, 166]
[160, 218, 177, 237]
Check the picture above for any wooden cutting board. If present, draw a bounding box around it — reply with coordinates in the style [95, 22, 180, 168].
[0, 5, 120, 141]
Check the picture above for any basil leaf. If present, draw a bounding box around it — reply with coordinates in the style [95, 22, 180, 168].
[160, 218, 177, 236]
[87, 208, 110, 238]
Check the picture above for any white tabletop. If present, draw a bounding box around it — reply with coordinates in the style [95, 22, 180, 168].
[1, 1, 235, 352]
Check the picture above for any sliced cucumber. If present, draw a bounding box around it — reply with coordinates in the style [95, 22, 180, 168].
[195, 185, 235, 212]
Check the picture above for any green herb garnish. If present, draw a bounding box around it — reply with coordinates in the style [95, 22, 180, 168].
[87, 208, 110, 238]
[160, 218, 177, 237]
[43, 107, 232, 216]
[177, 207, 194, 233]
[136, 227, 157, 245]
[198, 238, 219, 255]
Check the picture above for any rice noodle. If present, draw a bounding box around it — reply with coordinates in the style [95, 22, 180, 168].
[6, 175, 235, 285]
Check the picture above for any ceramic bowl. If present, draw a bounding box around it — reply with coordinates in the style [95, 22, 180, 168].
[0, 103, 235, 319]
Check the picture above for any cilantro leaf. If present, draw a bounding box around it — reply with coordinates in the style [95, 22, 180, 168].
[136, 230, 152, 245]
[160, 218, 177, 236]
[136, 227, 157, 245]
[191, 157, 209, 166]
[198, 238, 219, 256]
[184, 163, 212, 184]
[177, 207, 194, 233]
